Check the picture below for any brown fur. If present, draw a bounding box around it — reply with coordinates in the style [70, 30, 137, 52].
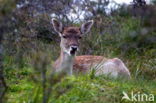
[63, 27, 81, 34]
[73, 55, 106, 73]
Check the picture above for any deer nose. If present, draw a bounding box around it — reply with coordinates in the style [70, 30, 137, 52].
[71, 46, 78, 51]
[70, 45, 78, 55]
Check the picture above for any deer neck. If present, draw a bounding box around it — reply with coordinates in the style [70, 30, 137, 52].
[55, 49, 74, 75]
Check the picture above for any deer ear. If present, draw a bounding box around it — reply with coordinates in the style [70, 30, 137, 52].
[51, 18, 63, 34]
[81, 20, 94, 34]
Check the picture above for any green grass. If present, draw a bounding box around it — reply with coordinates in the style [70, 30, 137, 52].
[4, 68, 156, 103]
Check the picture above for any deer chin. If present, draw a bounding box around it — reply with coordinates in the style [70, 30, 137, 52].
[63, 46, 78, 56]
[63, 48, 76, 56]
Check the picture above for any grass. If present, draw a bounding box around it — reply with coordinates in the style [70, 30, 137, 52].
[4, 67, 156, 103]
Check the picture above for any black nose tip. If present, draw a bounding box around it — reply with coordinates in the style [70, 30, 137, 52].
[70, 46, 78, 55]
[71, 46, 77, 51]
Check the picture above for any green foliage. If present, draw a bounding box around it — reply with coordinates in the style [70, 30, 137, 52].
[3, 17, 156, 103]
[0, 0, 16, 17]
[152, 0, 156, 5]
[1, 1, 156, 102]
[0, 0, 156, 102]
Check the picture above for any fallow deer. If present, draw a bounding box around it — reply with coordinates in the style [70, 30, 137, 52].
[52, 18, 131, 79]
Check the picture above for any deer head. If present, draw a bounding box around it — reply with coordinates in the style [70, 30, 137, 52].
[52, 18, 94, 56]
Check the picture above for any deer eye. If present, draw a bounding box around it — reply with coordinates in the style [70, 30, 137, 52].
[78, 36, 82, 39]
[62, 35, 67, 39]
